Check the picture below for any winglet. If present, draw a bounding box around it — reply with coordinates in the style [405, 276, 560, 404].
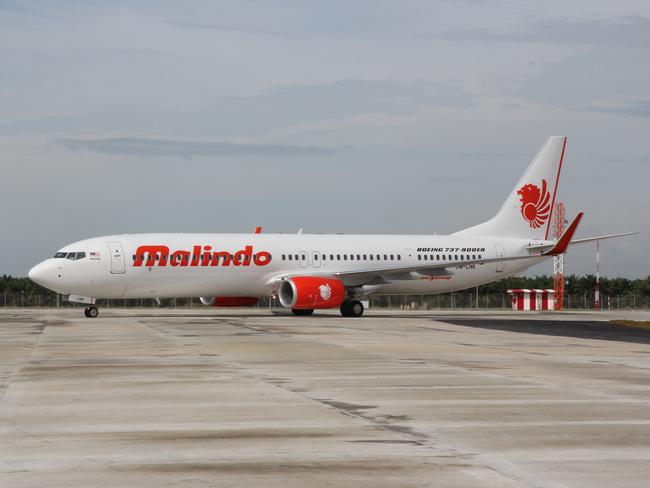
[543, 212, 584, 256]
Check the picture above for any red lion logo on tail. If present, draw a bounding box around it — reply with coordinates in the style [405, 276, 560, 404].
[517, 179, 551, 228]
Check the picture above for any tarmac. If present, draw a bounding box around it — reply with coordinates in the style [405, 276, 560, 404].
[2, 308, 650, 487]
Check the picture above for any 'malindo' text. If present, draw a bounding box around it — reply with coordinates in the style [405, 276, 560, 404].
[133, 245, 272, 267]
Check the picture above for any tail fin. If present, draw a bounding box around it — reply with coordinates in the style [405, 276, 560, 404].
[455, 136, 567, 240]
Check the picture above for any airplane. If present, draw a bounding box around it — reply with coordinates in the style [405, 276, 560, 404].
[28, 137, 635, 318]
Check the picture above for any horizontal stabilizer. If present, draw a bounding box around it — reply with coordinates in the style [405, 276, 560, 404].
[527, 230, 638, 253]
[570, 232, 638, 245]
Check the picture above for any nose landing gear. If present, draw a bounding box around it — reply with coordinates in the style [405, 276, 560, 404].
[84, 306, 99, 318]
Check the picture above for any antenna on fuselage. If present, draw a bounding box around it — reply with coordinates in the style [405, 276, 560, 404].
[297, 228, 303, 235]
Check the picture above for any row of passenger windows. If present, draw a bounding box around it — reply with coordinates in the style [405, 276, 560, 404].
[281, 253, 401, 262]
[418, 253, 482, 262]
[125, 252, 485, 265]
[53, 251, 86, 261]
[280, 253, 484, 263]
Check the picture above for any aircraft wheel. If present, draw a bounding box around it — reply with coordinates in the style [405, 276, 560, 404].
[85, 306, 99, 318]
[291, 308, 314, 316]
[340, 300, 364, 317]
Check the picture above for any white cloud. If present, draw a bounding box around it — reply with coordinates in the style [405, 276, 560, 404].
[1, 0, 649, 278]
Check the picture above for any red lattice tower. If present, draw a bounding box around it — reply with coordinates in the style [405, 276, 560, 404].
[552, 203, 566, 310]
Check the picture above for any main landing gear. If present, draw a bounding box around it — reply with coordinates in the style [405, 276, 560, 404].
[340, 300, 364, 317]
[84, 306, 99, 318]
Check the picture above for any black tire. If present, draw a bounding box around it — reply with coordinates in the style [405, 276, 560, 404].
[87, 306, 99, 318]
[84, 307, 90, 318]
[340, 300, 364, 317]
[291, 308, 314, 316]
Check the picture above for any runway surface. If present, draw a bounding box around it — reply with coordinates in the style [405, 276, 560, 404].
[2, 308, 650, 487]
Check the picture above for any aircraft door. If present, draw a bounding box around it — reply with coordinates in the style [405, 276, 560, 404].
[108, 241, 126, 274]
[403, 248, 414, 260]
[495, 244, 505, 273]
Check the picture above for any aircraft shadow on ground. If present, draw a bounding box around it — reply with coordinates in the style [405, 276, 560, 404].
[439, 319, 650, 344]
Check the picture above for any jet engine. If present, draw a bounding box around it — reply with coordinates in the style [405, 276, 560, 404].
[278, 277, 345, 309]
[199, 296, 259, 307]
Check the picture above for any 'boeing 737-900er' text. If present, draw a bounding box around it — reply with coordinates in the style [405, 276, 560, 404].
[29, 137, 636, 317]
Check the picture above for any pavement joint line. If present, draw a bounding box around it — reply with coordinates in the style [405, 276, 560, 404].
[4, 309, 650, 487]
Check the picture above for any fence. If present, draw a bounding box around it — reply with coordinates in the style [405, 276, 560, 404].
[2, 292, 649, 310]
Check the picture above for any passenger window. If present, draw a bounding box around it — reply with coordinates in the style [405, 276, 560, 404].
[370, 255, 374, 260]
[390, 254, 394, 260]
[418, 255, 421, 261]
[344, 255, 348, 260]
[288, 255, 293, 261]
[282, 254, 285, 260]
[460, 255, 464, 260]
[423, 255, 428, 260]
[478, 254, 482, 259]
[322, 254, 326, 261]
[337, 254, 341, 260]
[398, 255, 401, 260]
[454, 255, 458, 260]
[330, 254, 334, 260]
[350, 255, 354, 261]
[314, 254, 319, 260]
[436, 255, 440, 260]
[377, 254, 381, 260]
[363, 254, 367, 260]
[442, 255, 446, 260]
[472, 255, 475, 260]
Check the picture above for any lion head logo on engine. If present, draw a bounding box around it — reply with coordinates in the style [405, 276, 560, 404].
[319, 283, 332, 301]
[517, 179, 551, 229]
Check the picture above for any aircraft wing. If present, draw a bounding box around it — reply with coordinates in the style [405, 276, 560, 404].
[267, 252, 547, 288]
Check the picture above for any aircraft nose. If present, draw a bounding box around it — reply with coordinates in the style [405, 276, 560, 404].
[28, 261, 57, 289]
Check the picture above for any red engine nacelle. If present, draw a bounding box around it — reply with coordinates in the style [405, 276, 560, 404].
[278, 277, 345, 309]
[200, 296, 259, 307]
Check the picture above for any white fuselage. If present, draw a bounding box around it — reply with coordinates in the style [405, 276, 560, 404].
[29, 233, 548, 299]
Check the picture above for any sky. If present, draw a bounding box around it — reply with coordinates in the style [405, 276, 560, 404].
[1, 0, 649, 278]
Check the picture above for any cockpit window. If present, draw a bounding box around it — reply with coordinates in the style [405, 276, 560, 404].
[54, 251, 86, 260]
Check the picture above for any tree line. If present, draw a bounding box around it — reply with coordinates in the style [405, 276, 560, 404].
[2, 274, 649, 299]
